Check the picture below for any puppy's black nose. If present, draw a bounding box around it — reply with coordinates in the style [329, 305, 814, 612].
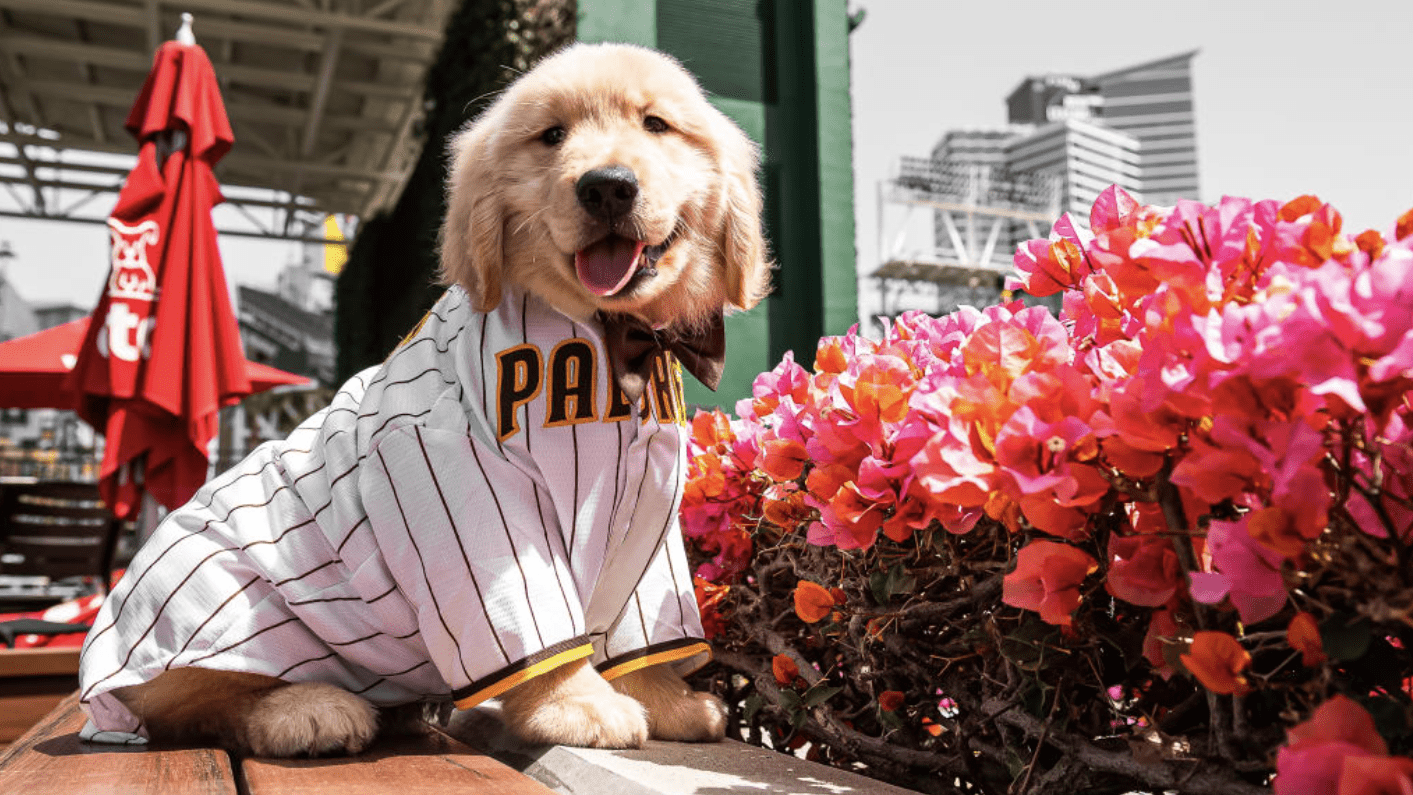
[576, 166, 638, 219]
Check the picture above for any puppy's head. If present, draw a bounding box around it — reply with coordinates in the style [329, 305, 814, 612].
[439, 43, 771, 331]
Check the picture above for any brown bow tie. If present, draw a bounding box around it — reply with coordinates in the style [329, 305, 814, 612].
[599, 312, 725, 403]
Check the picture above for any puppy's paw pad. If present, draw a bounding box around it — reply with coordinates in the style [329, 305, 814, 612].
[510, 690, 649, 749]
[243, 683, 378, 757]
[650, 690, 728, 743]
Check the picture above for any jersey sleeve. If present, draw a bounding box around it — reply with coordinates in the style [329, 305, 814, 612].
[359, 423, 592, 708]
[594, 521, 711, 682]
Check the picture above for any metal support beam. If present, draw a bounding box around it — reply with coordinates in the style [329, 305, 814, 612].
[301, 28, 344, 158]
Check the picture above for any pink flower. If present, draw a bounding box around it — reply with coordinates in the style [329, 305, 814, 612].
[1188, 516, 1288, 624]
[1274, 695, 1392, 795]
[1002, 540, 1098, 627]
[1338, 754, 1413, 795]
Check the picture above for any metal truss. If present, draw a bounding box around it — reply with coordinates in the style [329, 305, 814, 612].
[871, 155, 1062, 322]
[0, 0, 457, 238]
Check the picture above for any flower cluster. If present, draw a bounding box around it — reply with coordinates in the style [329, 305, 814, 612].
[682, 187, 1413, 789]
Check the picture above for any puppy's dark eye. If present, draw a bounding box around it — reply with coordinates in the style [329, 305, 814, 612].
[540, 125, 566, 146]
[643, 115, 669, 134]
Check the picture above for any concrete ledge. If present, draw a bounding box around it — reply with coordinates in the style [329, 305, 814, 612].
[445, 704, 922, 795]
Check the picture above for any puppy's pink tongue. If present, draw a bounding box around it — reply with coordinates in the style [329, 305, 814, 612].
[575, 236, 646, 296]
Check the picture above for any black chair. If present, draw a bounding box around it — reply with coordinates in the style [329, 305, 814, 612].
[0, 618, 92, 648]
[0, 481, 120, 611]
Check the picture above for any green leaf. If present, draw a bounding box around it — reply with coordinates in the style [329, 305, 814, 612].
[887, 563, 918, 597]
[869, 570, 890, 606]
[743, 694, 764, 724]
[879, 708, 904, 730]
[803, 685, 844, 708]
[1320, 612, 1372, 662]
[1005, 746, 1026, 778]
[1000, 616, 1061, 670]
[869, 563, 919, 605]
[777, 689, 802, 713]
[1365, 697, 1410, 742]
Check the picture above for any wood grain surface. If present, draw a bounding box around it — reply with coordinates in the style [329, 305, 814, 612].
[241, 724, 555, 795]
[0, 693, 237, 795]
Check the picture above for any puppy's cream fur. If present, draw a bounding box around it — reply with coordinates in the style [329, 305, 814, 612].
[110, 42, 763, 757]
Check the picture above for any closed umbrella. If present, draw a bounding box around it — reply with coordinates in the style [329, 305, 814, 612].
[65, 18, 252, 519]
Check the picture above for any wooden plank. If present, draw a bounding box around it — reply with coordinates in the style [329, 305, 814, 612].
[0, 674, 76, 747]
[0, 647, 81, 678]
[241, 725, 556, 795]
[0, 693, 237, 795]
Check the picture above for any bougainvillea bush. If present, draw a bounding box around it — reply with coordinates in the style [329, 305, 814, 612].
[682, 187, 1413, 795]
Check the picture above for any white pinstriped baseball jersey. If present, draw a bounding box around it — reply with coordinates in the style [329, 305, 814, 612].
[78, 285, 708, 739]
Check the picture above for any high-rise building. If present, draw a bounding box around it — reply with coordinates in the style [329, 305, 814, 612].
[869, 52, 1200, 328]
[1004, 51, 1200, 206]
[1005, 118, 1143, 221]
[1087, 51, 1200, 204]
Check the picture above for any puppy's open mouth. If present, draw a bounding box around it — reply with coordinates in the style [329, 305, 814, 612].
[574, 229, 676, 297]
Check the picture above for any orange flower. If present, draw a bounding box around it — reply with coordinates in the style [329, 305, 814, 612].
[984, 490, 1023, 533]
[1354, 229, 1385, 261]
[806, 463, 854, 504]
[829, 587, 847, 605]
[879, 690, 905, 712]
[1279, 195, 1324, 222]
[1398, 206, 1413, 241]
[772, 654, 799, 685]
[794, 580, 835, 623]
[1247, 506, 1310, 557]
[693, 577, 730, 640]
[762, 487, 812, 530]
[1287, 612, 1326, 667]
[683, 451, 726, 504]
[815, 339, 847, 374]
[1181, 631, 1251, 695]
[961, 322, 1045, 390]
[760, 438, 809, 482]
[689, 409, 734, 451]
[843, 358, 915, 424]
[920, 717, 944, 737]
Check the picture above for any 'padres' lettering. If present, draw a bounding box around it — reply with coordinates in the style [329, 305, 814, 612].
[496, 344, 542, 440]
[604, 370, 634, 422]
[649, 353, 676, 424]
[546, 339, 597, 426]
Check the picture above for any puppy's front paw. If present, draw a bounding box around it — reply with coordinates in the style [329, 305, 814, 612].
[646, 690, 727, 743]
[500, 659, 649, 749]
[611, 664, 727, 742]
[242, 682, 378, 757]
[508, 688, 650, 749]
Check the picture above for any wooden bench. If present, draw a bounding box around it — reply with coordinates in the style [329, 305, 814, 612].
[0, 647, 81, 752]
[0, 693, 558, 795]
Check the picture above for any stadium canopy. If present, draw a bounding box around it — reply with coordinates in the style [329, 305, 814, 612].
[0, 0, 456, 241]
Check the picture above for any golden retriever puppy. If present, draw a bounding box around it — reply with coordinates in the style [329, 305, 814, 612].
[77, 42, 769, 756]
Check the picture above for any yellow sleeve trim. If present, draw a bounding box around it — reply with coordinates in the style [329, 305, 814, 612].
[452, 642, 595, 709]
[598, 641, 712, 682]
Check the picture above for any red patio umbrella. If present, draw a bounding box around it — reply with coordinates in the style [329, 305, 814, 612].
[0, 318, 311, 411]
[64, 25, 254, 520]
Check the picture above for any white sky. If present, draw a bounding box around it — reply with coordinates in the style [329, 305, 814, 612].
[850, 0, 1413, 278]
[5, 0, 1413, 312]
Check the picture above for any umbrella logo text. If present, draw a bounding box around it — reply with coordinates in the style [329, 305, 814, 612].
[107, 218, 160, 301]
[97, 304, 154, 363]
[102, 218, 161, 363]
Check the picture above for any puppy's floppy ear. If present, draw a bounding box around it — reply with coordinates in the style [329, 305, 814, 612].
[713, 118, 772, 313]
[439, 117, 505, 312]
